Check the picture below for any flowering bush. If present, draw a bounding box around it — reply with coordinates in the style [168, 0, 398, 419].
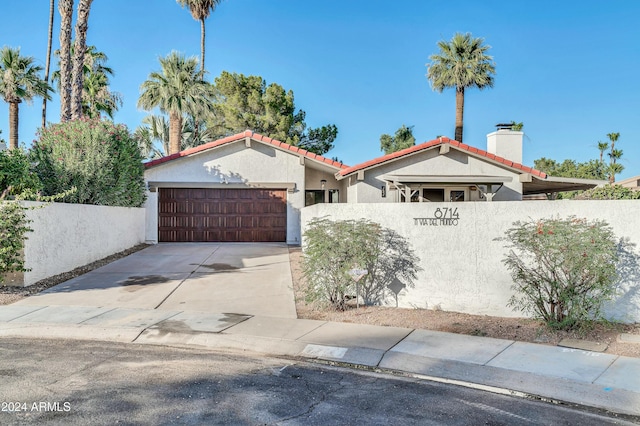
[31, 118, 146, 207]
[502, 216, 619, 329]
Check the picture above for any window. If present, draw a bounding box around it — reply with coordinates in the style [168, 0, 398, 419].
[328, 189, 339, 203]
[449, 190, 465, 202]
[422, 188, 444, 202]
[305, 190, 324, 206]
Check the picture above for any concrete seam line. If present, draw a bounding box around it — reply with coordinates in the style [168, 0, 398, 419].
[130, 310, 183, 342]
[78, 306, 118, 324]
[130, 328, 150, 343]
[484, 340, 516, 365]
[153, 273, 193, 310]
[292, 321, 330, 342]
[218, 314, 254, 333]
[5, 305, 48, 322]
[591, 354, 620, 384]
[200, 244, 222, 268]
[376, 329, 417, 368]
[385, 329, 416, 353]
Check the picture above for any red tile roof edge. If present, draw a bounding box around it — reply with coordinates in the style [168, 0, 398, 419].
[338, 137, 547, 179]
[144, 130, 349, 170]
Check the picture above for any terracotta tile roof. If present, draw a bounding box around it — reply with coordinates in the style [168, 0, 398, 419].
[144, 130, 348, 170]
[337, 137, 547, 179]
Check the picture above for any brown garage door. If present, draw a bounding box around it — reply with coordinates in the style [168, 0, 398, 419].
[158, 188, 287, 242]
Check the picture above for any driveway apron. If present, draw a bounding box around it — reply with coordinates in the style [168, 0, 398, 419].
[15, 243, 297, 319]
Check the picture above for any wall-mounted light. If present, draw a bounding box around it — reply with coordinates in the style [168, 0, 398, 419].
[381, 185, 386, 198]
[321, 179, 327, 190]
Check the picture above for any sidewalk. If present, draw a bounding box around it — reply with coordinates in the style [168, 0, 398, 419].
[0, 304, 638, 417]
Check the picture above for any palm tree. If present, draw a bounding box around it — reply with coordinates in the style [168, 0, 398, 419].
[597, 141, 609, 163]
[71, 0, 94, 120]
[134, 115, 170, 160]
[138, 51, 214, 155]
[0, 47, 52, 149]
[58, 0, 73, 121]
[605, 133, 622, 183]
[41, 0, 55, 129]
[135, 114, 211, 159]
[607, 132, 620, 155]
[176, 0, 225, 75]
[53, 45, 122, 119]
[82, 71, 122, 118]
[427, 32, 496, 143]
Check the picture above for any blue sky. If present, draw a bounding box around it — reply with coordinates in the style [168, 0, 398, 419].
[1, 1, 639, 179]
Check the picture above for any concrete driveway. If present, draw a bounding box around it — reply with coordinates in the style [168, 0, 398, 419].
[15, 243, 297, 318]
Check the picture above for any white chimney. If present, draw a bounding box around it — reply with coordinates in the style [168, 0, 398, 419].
[486, 124, 523, 164]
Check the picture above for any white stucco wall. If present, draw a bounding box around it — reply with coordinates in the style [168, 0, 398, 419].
[144, 141, 307, 244]
[17, 202, 145, 286]
[301, 200, 640, 323]
[347, 148, 523, 203]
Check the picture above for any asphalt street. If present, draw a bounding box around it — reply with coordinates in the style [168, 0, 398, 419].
[0, 338, 635, 425]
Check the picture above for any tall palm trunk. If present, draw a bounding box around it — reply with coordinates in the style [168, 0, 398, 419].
[169, 111, 182, 154]
[9, 101, 19, 150]
[200, 18, 206, 75]
[455, 87, 464, 143]
[193, 17, 206, 142]
[58, 0, 73, 122]
[41, 0, 55, 129]
[71, 0, 93, 120]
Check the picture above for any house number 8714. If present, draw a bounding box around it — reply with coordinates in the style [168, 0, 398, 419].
[434, 208, 459, 219]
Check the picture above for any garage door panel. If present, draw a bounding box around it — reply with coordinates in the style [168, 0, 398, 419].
[253, 203, 269, 214]
[159, 188, 287, 242]
[191, 189, 207, 199]
[240, 216, 254, 227]
[192, 201, 209, 214]
[206, 189, 222, 199]
[271, 203, 287, 214]
[224, 216, 240, 228]
[191, 216, 206, 229]
[223, 190, 238, 199]
[223, 203, 237, 214]
[159, 230, 190, 242]
[237, 202, 252, 214]
[238, 230, 254, 242]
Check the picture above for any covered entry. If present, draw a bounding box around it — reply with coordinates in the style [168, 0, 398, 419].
[158, 188, 287, 242]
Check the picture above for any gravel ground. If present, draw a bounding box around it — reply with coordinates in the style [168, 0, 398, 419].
[289, 247, 640, 358]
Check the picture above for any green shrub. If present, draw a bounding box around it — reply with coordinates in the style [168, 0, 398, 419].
[302, 218, 420, 310]
[573, 184, 640, 200]
[31, 118, 146, 207]
[0, 147, 42, 196]
[502, 216, 619, 329]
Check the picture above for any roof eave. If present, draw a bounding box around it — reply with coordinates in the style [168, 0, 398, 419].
[144, 131, 348, 171]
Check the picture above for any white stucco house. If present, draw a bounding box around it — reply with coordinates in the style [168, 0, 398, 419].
[144, 131, 347, 245]
[143, 126, 604, 244]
